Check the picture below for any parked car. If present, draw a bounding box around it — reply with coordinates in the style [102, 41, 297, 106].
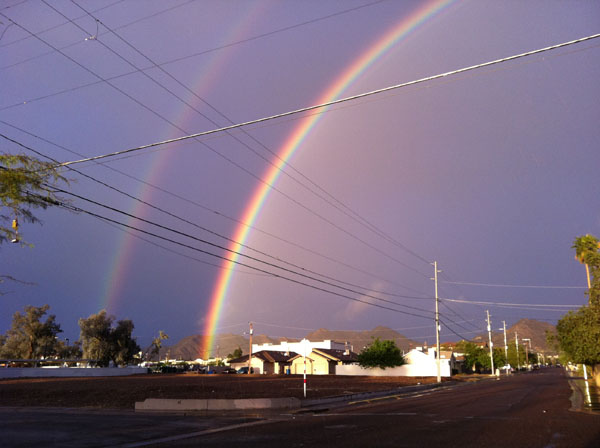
[236, 366, 254, 374]
[206, 365, 237, 374]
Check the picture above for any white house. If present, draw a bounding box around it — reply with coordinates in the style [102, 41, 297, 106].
[252, 339, 347, 356]
[336, 347, 454, 377]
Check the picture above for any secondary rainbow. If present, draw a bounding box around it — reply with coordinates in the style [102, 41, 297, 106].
[99, 3, 267, 314]
[200, 0, 454, 358]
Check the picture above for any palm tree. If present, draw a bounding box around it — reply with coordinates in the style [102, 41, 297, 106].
[572, 234, 600, 290]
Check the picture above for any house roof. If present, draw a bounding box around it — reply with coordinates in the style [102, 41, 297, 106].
[288, 348, 358, 363]
[228, 350, 298, 364]
[314, 348, 359, 362]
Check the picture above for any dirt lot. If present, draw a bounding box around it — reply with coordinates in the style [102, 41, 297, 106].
[0, 373, 444, 409]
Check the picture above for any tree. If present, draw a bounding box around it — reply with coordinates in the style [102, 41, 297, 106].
[555, 234, 600, 386]
[78, 310, 140, 367]
[111, 319, 140, 366]
[455, 341, 487, 373]
[572, 234, 600, 305]
[0, 304, 62, 359]
[150, 330, 169, 360]
[507, 341, 527, 370]
[227, 346, 243, 360]
[0, 153, 68, 245]
[556, 306, 600, 382]
[357, 338, 405, 369]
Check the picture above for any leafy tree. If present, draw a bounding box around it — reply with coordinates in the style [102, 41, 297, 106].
[456, 341, 486, 373]
[556, 234, 600, 386]
[358, 338, 405, 369]
[149, 330, 169, 360]
[556, 306, 600, 379]
[78, 310, 140, 367]
[0, 304, 62, 359]
[227, 346, 243, 360]
[111, 319, 139, 366]
[507, 341, 527, 370]
[0, 153, 68, 245]
[55, 340, 83, 359]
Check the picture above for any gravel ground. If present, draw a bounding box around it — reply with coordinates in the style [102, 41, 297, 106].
[0, 373, 444, 409]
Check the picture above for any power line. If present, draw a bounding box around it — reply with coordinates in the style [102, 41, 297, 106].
[57, 32, 600, 167]
[1, 130, 430, 305]
[441, 297, 581, 308]
[69, 0, 432, 269]
[439, 300, 480, 332]
[441, 280, 586, 289]
[0, 0, 193, 64]
[42, 193, 434, 320]
[0, 120, 425, 296]
[0, 0, 384, 70]
[437, 319, 471, 342]
[0, 0, 125, 48]
[47, 185, 435, 318]
[2, 14, 431, 281]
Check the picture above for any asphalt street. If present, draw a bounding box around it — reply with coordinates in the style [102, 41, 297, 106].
[2, 368, 598, 447]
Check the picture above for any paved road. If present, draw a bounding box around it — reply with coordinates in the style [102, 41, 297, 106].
[1, 368, 598, 447]
[162, 368, 600, 448]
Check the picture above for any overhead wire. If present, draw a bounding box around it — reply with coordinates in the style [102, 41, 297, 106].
[437, 270, 483, 331]
[36, 191, 434, 320]
[0, 0, 384, 70]
[0, 0, 193, 65]
[2, 12, 433, 281]
[53, 184, 436, 317]
[0, 0, 125, 48]
[1, 131, 430, 304]
[440, 280, 586, 289]
[69, 0, 432, 270]
[55, 32, 600, 167]
[441, 297, 581, 308]
[0, 119, 426, 296]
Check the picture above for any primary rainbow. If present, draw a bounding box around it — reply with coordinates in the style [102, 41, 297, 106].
[200, 0, 454, 358]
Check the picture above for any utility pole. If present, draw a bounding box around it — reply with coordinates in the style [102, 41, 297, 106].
[486, 310, 495, 376]
[502, 321, 508, 364]
[248, 322, 253, 374]
[432, 261, 441, 383]
[522, 338, 531, 368]
[515, 331, 520, 371]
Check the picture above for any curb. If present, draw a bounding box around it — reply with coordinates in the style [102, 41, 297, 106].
[135, 397, 301, 412]
[300, 381, 448, 410]
[134, 381, 453, 413]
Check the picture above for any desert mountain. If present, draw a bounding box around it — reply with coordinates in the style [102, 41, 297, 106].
[305, 326, 418, 352]
[154, 326, 417, 361]
[471, 318, 557, 354]
[154, 319, 555, 361]
[153, 333, 277, 361]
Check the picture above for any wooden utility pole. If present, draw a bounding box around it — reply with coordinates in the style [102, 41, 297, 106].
[486, 310, 495, 376]
[515, 331, 520, 370]
[502, 321, 508, 362]
[248, 322, 253, 374]
[432, 261, 441, 383]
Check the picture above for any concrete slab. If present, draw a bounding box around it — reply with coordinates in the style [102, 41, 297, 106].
[135, 397, 301, 412]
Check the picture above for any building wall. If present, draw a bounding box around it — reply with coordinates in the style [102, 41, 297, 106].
[0, 367, 148, 379]
[290, 353, 336, 375]
[292, 357, 311, 375]
[336, 358, 452, 377]
[252, 339, 345, 355]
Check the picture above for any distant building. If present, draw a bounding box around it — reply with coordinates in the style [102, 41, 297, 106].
[252, 339, 347, 355]
[289, 348, 358, 375]
[228, 350, 297, 374]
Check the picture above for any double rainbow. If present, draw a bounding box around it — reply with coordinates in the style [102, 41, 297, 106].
[200, 0, 454, 358]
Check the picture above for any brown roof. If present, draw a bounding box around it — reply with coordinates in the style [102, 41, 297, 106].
[228, 350, 297, 364]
